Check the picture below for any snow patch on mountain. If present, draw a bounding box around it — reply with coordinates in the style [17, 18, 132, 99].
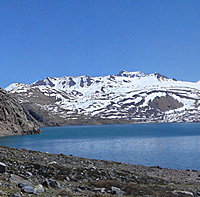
[5, 71, 200, 125]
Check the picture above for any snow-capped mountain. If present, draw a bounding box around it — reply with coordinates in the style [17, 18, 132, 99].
[5, 71, 200, 126]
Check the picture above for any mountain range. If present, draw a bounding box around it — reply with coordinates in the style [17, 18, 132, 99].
[5, 71, 200, 127]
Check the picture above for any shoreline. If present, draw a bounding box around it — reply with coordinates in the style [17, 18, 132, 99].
[0, 146, 199, 196]
[1, 121, 200, 138]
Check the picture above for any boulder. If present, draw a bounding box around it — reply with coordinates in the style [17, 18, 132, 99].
[42, 178, 61, 189]
[9, 174, 32, 186]
[21, 186, 35, 194]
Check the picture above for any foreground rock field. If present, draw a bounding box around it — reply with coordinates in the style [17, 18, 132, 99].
[0, 146, 200, 196]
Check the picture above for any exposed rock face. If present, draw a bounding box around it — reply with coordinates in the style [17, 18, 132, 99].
[5, 71, 200, 126]
[0, 88, 41, 136]
[149, 95, 183, 112]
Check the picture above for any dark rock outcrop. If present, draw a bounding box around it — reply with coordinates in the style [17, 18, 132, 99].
[0, 88, 41, 136]
[149, 95, 183, 112]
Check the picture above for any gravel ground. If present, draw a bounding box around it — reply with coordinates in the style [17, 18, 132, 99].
[0, 146, 200, 196]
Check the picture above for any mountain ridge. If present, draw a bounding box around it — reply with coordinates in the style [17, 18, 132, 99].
[5, 71, 200, 126]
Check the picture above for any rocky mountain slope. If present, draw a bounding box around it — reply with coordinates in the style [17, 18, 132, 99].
[5, 71, 200, 126]
[0, 88, 41, 136]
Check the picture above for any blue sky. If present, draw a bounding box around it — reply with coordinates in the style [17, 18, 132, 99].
[0, 0, 200, 88]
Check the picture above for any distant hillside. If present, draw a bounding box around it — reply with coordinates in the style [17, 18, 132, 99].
[5, 71, 200, 126]
[0, 87, 41, 136]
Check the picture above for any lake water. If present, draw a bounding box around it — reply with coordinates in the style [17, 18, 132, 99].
[1, 123, 200, 170]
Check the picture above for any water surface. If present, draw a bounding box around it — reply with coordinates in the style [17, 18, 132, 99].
[1, 123, 200, 170]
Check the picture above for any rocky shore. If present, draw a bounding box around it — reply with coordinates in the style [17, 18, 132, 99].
[0, 88, 41, 137]
[0, 146, 200, 196]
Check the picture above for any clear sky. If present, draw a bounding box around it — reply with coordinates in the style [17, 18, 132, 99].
[0, 0, 200, 88]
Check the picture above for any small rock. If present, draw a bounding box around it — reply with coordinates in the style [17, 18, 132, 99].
[21, 186, 35, 194]
[196, 192, 200, 196]
[173, 190, 194, 197]
[20, 165, 25, 169]
[42, 178, 61, 188]
[88, 164, 96, 170]
[78, 185, 86, 190]
[94, 187, 106, 193]
[48, 161, 58, 165]
[100, 188, 106, 193]
[0, 190, 7, 195]
[111, 186, 124, 195]
[18, 183, 29, 188]
[7, 183, 12, 188]
[82, 179, 88, 183]
[42, 179, 50, 188]
[57, 188, 73, 196]
[76, 188, 82, 192]
[26, 172, 33, 177]
[192, 169, 198, 172]
[34, 184, 44, 193]
[0, 162, 6, 173]
[9, 194, 21, 197]
[50, 179, 61, 188]
[65, 176, 70, 181]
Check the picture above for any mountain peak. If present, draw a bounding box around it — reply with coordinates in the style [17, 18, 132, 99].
[117, 70, 147, 78]
[153, 73, 176, 81]
[32, 77, 55, 87]
[117, 71, 176, 82]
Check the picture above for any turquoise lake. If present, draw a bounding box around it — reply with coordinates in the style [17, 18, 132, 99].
[1, 123, 200, 170]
